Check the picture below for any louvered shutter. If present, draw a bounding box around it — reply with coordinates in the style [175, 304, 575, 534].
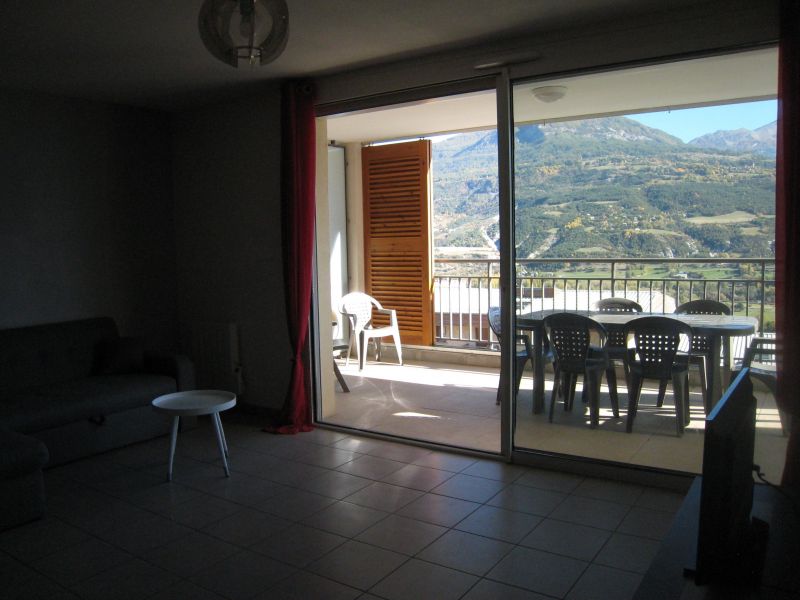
[362, 140, 433, 346]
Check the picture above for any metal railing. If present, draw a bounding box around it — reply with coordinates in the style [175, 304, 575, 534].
[433, 257, 775, 347]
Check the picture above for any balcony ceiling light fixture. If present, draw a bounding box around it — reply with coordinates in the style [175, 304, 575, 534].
[531, 85, 567, 103]
[199, 0, 289, 68]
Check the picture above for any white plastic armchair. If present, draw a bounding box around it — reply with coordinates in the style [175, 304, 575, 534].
[340, 292, 403, 371]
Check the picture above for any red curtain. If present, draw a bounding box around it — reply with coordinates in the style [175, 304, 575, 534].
[265, 80, 316, 434]
[776, 0, 800, 486]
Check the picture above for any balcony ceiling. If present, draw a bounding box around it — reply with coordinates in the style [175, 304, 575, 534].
[0, 0, 714, 111]
[325, 48, 778, 144]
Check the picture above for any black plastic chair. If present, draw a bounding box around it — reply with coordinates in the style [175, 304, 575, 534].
[488, 307, 552, 406]
[674, 299, 731, 413]
[623, 316, 693, 436]
[543, 313, 619, 428]
[592, 297, 643, 402]
[594, 297, 643, 313]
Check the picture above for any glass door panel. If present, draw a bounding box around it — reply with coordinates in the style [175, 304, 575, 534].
[510, 50, 782, 475]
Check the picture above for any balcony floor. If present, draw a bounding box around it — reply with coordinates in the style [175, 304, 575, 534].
[326, 358, 787, 479]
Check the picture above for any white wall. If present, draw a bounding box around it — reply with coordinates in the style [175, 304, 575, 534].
[0, 88, 177, 350]
[172, 89, 290, 410]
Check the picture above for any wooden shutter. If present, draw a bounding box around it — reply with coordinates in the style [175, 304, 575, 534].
[362, 140, 433, 346]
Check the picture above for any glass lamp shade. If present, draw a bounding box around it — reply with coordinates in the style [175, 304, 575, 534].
[199, 0, 289, 68]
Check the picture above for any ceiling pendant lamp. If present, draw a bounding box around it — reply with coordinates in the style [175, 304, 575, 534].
[199, 0, 289, 68]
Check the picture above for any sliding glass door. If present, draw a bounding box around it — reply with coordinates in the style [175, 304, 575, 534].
[509, 49, 783, 477]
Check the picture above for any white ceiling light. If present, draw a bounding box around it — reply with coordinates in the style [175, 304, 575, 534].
[531, 85, 567, 103]
[199, 0, 289, 68]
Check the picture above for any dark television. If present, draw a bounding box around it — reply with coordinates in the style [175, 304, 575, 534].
[693, 368, 768, 585]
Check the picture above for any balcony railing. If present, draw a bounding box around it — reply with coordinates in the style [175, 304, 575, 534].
[433, 257, 775, 348]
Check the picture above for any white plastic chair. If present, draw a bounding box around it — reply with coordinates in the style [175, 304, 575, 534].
[340, 292, 403, 370]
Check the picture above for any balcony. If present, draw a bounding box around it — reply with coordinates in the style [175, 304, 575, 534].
[325, 257, 784, 478]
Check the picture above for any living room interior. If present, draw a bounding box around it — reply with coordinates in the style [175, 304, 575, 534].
[0, 1, 797, 599]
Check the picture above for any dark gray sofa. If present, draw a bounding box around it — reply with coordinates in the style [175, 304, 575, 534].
[0, 317, 195, 466]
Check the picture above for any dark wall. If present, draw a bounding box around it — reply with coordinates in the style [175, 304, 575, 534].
[0, 88, 177, 350]
[171, 89, 291, 410]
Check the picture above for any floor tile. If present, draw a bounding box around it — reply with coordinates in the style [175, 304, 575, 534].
[93, 512, 193, 556]
[0, 517, 90, 562]
[255, 572, 361, 599]
[572, 478, 644, 505]
[308, 540, 407, 590]
[594, 533, 660, 574]
[462, 579, 554, 600]
[565, 563, 642, 600]
[30, 537, 131, 586]
[412, 451, 477, 472]
[336, 454, 407, 479]
[146, 531, 239, 577]
[126, 481, 204, 513]
[461, 460, 528, 482]
[616, 506, 675, 540]
[190, 549, 296, 600]
[488, 483, 567, 516]
[297, 469, 373, 499]
[303, 500, 389, 537]
[369, 558, 478, 600]
[344, 481, 423, 511]
[293, 445, 359, 469]
[397, 493, 481, 527]
[635, 487, 686, 513]
[160, 494, 242, 529]
[454, 505, 541, 543]
[417, 529, 514, 575]
[520, 518, 611, 561]
[260, 487, 337, 521]
[205, 473, 290, 507]
[0, 550, 41, 588]
[364, 441, 433, 463]
[88, 469, 165, 498]
[515, 468, 585, 493]
[148, 581, 228, 600]
[5, 572, 79, 600]
[69, 558, 179, 600]
[251, 523, 347, 567]
[487, 546, 588, 598]
[431, 473, 507, 503]
[355, 514, 446, 555]
[381, 464, 455, 491]
[548, 495, 631, 531]
[258, 460, 330, 488]
[201, 507, 292, 547]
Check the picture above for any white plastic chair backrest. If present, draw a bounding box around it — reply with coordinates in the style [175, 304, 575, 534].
[340, 292, 381, 334]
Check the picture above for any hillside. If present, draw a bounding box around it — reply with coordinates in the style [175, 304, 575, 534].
[432, 116, 775, 260]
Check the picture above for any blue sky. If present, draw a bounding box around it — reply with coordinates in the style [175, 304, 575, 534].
[629, 100, 777, 142]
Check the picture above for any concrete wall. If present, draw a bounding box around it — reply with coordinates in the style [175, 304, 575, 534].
[0, 88, 177, 350]
[316, 0, 778, 107]
[171, 89, 290, 410]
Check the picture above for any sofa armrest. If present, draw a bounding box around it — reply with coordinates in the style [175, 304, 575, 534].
[144, 352, 196, 391]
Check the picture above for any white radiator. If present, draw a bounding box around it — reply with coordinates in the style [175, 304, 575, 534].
[180, 320, 244, 394]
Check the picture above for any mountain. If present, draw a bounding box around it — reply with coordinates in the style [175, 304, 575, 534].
[431, 116, 776, 260]
[689, 121, 776, 155]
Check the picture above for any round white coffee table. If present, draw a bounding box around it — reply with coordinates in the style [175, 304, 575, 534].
[152, 390, 237, 481]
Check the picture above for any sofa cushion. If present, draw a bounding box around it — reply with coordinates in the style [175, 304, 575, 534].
[0, 430, 49, 478]
[94, 337, 145, 375]
[0, 318, 119, 394]
[0, 375, 176, 434]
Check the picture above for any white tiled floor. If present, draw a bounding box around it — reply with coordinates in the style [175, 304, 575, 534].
[1, 417, 689, 600]
[326, 359, 787, 479]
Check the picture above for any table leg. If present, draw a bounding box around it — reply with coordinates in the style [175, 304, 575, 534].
[214, 412, 229, 458]
[532, 325, 544, 414]
[167, 415, 179, 482]
[211, 412, 231, 477]
[706, 335, 723, 412]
